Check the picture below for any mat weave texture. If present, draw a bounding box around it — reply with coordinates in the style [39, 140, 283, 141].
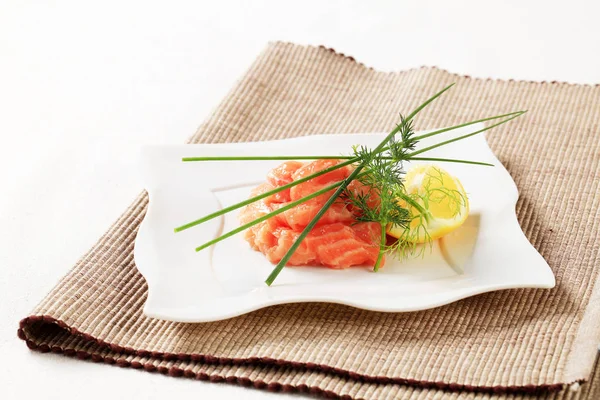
[18, 42, 600, 400]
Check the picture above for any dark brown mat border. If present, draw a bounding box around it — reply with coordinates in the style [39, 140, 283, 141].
[18, 315, 572, 397]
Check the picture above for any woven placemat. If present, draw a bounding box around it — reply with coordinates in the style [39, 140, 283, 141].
[18, 42, 600, 400]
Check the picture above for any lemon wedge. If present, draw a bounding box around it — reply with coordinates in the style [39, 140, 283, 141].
[387, 165, 469, 243]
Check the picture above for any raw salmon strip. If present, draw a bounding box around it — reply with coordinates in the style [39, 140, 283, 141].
[239, 159, 383, 269]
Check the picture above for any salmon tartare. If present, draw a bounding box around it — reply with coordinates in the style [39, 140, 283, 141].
[239, 160, 383, 268]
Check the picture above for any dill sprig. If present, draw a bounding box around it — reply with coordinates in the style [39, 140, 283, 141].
[344, 114, 436, 270]
[174, 84, 527, 286]
[344, 144, 412, 271]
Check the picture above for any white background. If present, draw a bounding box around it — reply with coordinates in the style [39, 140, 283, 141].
[1, 1, 599, 399]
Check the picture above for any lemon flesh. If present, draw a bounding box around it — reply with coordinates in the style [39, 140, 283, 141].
[387, 165, 469, 243]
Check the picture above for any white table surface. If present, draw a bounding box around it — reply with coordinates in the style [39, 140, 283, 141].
[2, 1, 599, 399]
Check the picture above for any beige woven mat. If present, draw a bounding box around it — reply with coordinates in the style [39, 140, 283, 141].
[18, 42, 600, 399]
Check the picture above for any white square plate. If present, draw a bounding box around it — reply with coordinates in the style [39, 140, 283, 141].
[134, 123, 554, 322]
